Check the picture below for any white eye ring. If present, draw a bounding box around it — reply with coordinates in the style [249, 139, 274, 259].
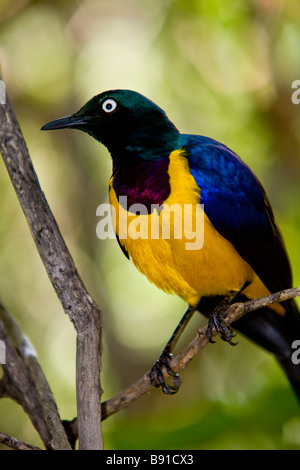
[102, 98, 117, 113]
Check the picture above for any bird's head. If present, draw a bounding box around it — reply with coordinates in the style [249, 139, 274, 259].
[42, 90, 181, 162]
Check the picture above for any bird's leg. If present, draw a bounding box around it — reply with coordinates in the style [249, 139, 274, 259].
[206, 282, 250, 345]
[206, 292, 238, 345]
[149, 306, 196, 394]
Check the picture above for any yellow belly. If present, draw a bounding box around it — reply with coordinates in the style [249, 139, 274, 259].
[109, 149, 282, 313]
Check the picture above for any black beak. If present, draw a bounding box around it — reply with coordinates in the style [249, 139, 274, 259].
[41, 114, 90, 131]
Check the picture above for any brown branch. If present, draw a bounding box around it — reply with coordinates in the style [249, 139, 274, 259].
[0, 72, 103, 449]
[101, 286, 300, 420]
[0, 432, 41, 451]
[0, 303, 71, 449]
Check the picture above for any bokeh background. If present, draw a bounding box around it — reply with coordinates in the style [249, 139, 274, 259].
[0, 0, 300, 450]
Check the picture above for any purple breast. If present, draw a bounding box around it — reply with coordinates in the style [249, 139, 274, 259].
[112, 156, 170, 213]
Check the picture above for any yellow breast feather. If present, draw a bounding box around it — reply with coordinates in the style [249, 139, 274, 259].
[109, 149, 280, 311]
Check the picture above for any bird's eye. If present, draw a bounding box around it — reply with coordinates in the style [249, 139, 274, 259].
[102, 98, 117, 113]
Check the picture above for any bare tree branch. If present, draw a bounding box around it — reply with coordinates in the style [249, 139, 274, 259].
[0, 303, 72, 449]
[101, 286, 300, 420]
[62, 284, 300, 443]
[0, 432, 41, 450]
[0, 71, 103, 449]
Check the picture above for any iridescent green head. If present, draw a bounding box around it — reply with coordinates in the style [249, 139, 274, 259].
[42, 89, 181, 161]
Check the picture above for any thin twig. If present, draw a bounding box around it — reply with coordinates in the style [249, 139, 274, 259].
[101, 286, 300, 420]
[0, 432, 41, 451]
[0, 304, 71, 450]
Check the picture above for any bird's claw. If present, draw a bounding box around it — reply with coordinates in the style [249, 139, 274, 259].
[149, 351, 181, 394]
[206, 311, 238, 346]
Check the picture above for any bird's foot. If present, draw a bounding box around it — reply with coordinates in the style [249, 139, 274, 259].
[149, 349, 181, 395]
[206, 299, 238, 346]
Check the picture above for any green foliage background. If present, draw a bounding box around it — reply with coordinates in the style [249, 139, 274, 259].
[0, 0, 300, 450]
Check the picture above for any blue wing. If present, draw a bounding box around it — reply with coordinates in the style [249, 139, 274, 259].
[181, 134, 292, 293]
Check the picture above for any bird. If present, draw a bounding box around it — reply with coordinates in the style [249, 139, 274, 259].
[41, 89, 300, 399]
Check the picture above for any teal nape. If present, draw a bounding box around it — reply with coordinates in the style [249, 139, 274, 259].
[42, 89, 300, 399]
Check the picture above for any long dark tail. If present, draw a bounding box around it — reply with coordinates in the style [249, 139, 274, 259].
[198, 295, 300, 401]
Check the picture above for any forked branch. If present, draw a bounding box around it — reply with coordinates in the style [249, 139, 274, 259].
[0, 70, 103, 450]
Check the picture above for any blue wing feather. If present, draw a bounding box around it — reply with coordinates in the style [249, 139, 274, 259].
[181, 134, 292, 293]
